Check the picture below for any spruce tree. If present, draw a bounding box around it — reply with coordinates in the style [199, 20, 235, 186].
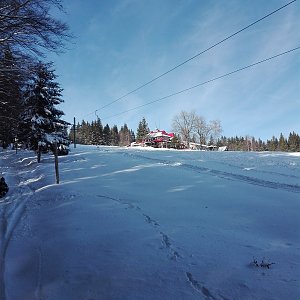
[119, 123, 130, 146]
[110, 125, 119, 146]
[288, 131, 300, 152]
[136, 117, 149, 142]
[130, 129, 136, 143]
[278, 133, 288, 152]
[19, 62, 69, 161]
[94, 118, 103, 145]
[103, 124, 111, 145]
[0, 47, 22, 147]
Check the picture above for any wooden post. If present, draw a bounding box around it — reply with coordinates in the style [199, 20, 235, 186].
[54, 141, 59, 184]
[37, 145, 41, 163]
[15, 138, 17, 154]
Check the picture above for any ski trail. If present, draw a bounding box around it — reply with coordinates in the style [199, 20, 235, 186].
[0, 151, 35, 300]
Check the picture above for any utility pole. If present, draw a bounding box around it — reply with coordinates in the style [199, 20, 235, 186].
[73, 116, 76, 148]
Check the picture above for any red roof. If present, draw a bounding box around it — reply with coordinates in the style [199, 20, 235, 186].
[147, 129, 174, 138]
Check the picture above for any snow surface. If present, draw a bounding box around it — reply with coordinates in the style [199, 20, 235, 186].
[1, 145, 299, 300]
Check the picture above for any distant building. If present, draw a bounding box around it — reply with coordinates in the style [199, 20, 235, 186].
[189, 142, 218, 151]
[143, 129, 175, 148]
[218, 146, 228, 151]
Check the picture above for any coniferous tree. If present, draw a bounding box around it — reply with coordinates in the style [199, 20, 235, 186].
[119, 123, 131, 146]
[288, 131, 300, 152]
[19, 62, 69, 161]
[103, 124, 111, 145]
[257, 138, 265, 151]
[94, 118, 103, 145]
[267, 136, 279, 151]
[136, 117, 149, 142]
[130, 129, 136, 143]
[110, 125, 119, 146]
[79, 120, 87, 144]
[75, 121, 84, 144]
[278, 133, 288, 152]
[0, 47, 23, 147]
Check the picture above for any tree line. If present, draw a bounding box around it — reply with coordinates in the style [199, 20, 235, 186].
[71, 113, 300, 152]
[70, 114, 222, 148]
[218, 132, 300, 152]
[70, 117, 153, 147]
[71, 119, 136, 147]
[171, 111, 300, 152]
[0, 0, 71, 161]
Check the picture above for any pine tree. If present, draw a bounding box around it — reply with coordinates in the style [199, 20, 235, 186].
[19, 62, 69, 161]
[130, 129, 136, 143]
[119, 123, 130, 146]
[288, 131, 300, 152]
[110, 125, 119, 146]
[79, 120, 88, 144]
[93, 118, 103, 145]
[266, 136, 279, 151]
[278, 133, 288, 152]
[136, 117, 149, 142]
[103, 124, 111, 145]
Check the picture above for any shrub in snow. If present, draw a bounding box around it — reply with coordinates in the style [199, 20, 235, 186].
[252, 257, 275, 269]
[0, 177, 9, 197]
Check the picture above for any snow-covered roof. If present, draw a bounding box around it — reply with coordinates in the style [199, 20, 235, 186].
[146, 129, 174, 139]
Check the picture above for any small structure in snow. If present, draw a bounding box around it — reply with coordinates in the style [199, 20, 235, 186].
[218, 146, 228, 151]
[189, 143, 218, 151]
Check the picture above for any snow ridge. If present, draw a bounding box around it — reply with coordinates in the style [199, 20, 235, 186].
[125, 152, 300, 193]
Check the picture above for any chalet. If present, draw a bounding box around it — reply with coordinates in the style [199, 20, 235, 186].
[143, 129, 175, 148]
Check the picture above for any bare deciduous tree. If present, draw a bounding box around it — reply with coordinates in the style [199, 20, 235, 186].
[172, 111, 197, 146]
[0, 0, 70, 56]
[194, 115, 207, 145]
[206, 119, 222, 145]
[172, 111, 222, 146]
[0, 0, 71, 101]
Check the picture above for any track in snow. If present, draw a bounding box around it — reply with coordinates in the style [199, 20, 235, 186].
[123, 152, 300, 193]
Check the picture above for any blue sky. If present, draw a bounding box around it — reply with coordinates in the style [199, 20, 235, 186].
[49, 0, 300, 140]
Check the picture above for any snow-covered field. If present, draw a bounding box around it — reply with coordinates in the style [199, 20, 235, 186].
[1, 145, 299, 300]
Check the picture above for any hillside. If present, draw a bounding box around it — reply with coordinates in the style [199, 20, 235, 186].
[1, 146, 299, 299]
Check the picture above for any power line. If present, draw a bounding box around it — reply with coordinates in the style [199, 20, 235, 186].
[101, 46, 300, 120]
[83, 0, 296, 117]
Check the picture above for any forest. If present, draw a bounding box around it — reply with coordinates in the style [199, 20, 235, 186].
[218, 132, 300, 152]
[0, 0, 71, 160]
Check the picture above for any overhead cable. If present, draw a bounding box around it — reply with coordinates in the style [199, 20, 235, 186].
[83, 0, 296, 117]
[102, 46, 300, 120]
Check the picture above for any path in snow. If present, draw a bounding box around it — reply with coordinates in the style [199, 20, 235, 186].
[0, 150, 36, 298]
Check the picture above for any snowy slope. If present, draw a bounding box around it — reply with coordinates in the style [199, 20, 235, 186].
[1, 146, 299, 300]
